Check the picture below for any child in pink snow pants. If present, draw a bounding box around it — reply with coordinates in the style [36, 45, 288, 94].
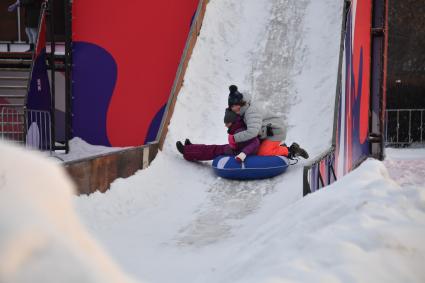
[176, 109, 259, 162]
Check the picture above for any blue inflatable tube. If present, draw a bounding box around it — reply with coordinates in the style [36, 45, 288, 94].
[212, 155, 289, 180]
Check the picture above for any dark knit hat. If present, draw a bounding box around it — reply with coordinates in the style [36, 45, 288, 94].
[224, 108, 238, 124]
[228, 85, 244, 107]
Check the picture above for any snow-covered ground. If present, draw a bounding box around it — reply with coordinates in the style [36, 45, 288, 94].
[0, 142, 137, 283]
[1, 141, 424, 282]
[384, 148, 425, 188]
[1, 0, 425, 282]
[51, 137, 126, 163]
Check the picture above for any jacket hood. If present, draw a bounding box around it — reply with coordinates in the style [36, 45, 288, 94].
[239, 90, 252, 116]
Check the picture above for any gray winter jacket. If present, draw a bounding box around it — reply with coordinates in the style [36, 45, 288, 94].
[233, 94, 286, 143]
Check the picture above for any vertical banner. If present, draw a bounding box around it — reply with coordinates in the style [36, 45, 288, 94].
[304, 0, 383, 196]
[26, 3, 52, 150]
[335, 0, 372, 178]
[72, 0, 199, 146]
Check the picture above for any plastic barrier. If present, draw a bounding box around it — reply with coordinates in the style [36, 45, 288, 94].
[212, 155, 289, 180]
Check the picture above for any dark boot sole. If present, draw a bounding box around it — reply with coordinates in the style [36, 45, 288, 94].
[176, 141, 184, 154]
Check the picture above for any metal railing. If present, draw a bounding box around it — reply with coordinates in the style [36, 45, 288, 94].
[0, 108, 52, 152]
[385, 109, 425, 146]
[0, 107, 25, 143]
[26, 109, 52, 152]
[303, 147, 337, 196]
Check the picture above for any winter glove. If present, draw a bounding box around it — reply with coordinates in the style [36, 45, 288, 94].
[8, 1, 19, 12]
[235, 152, 246, 163]
[228, 134, 237, 149]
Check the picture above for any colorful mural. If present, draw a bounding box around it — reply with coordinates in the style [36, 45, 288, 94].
[335, 0, 372, 177]
[72, 1, 200, 146]
[305, 0, 380, 195]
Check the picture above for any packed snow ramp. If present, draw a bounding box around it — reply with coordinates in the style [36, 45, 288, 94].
[75, 0, 344, 282]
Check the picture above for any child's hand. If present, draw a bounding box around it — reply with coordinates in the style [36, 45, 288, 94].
[228, 134, 236, 149]
[235, 152, 246, 163]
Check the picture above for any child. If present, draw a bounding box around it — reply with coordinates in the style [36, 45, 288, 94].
[176, 109, 260, 162]
[227, 84, 309, 159]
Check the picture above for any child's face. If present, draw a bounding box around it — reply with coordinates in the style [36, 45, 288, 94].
[230, 105, 241, 114]
[225, 122, 232, 128]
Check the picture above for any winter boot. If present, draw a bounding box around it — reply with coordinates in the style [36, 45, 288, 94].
[176, 141, 184, 154]
[288, 142, 309, 159]
[184, 138, 192, 146]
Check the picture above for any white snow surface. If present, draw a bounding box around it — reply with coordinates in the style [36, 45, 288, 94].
[1, 0, 425, 283]
[0, 142, 137, 283]
[52, 137, 126, 162]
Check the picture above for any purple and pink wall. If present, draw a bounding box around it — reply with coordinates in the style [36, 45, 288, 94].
[335, 0, 372, 177]
[71, 1, 200, 147]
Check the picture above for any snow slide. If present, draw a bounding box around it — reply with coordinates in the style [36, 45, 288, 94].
[74, 0, 344, 281]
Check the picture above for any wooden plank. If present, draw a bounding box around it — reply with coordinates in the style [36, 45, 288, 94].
[65, 161, 91, 195]
[64, 144, 158, 195]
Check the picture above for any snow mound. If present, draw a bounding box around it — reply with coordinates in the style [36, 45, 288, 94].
[221, 159, 425, 282]
[0, 141, 138, 283]
[53, 137, 127, 162]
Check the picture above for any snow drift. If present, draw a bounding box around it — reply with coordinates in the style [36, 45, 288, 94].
[0, 141, 138, 283]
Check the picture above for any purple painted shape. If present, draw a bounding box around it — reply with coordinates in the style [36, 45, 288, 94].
[352, 48, 369, 161]
[72, 41, 117, 146]
[27, 50, 51, 111]
[144, 104, 166, 144]
[26, 49, 52, 150]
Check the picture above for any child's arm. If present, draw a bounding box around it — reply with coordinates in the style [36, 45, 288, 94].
[241, 137, 260, 156]
[235, 137, 260, 162]
[233, 109, 262, 143]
